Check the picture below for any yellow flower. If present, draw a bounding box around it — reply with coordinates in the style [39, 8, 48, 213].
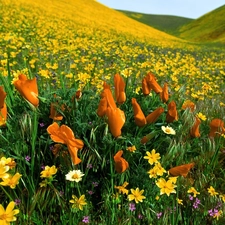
[168, 176, 178, 184]
[161, 126, 176, 135]
[0, 201, 19, 224]
[144, 149, 161, 165]
[126, 146, 136, 153]
[213, 210, 223, 220]
[207, 186, 218, 196]
[219, 194, 225, 203]
[187, 187, 200, 197]
[153, 163, 167, 176]
[0, 157, 16, 169]
[155, 195, 160, 200]
[40, 165, 57, 178]
[114, 182, 129, 195]
[128, 188, 146, 203]
[147, 167, 158, 179]
[0, 163, 9, 179]
[196, 112, 207, 121]
[177, 198, 183, 205]
[0, 173, 22, 189]
[70, 195, 87, 210]
[156, 178, 177, 196]
[65, 170, 84, 182]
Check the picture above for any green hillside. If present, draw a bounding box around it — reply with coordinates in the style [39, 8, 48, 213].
[179, 4, 225, 43]
[117, 10, 193, 36]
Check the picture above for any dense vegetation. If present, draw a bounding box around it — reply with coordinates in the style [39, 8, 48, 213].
[0, 0, 225, 224]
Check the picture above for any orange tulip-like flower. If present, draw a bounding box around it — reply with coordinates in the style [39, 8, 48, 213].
[0, 86, 6, 109]
[13, 74, 39, 107]
[49, 103, 64, 121]
[145, 72, 162, 94]
[169, 163, 195, 177]
[131, 98, 146, 127]
[0, 103, 7, 127]
[97, 96, 107, 117]
[160, 83, 169, 103]
[166, 101, 178, 123]
[114, 150, 129, 173]
[106, 107, 125, 138]
[209, 119, 225, 138]
[190, 116, 201, 138]
[47, 122, 84, 165]
[142, 77, 150, 96]
[181, 100, 195, 112]
[146, 107, 164, 124]
[114, 74, 126, 104]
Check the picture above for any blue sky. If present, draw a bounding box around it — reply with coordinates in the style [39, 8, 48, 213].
[96, 0, 225, 19]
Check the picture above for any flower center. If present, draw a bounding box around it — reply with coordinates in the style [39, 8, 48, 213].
[72, 174, 79, 179]
[165, 128, 171, 133]
[0, 213, 7, 220]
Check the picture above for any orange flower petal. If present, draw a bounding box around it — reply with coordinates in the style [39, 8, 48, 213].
[106, 107, 125, 137]
[67, 145, 81, 165]
[209, 118, 225, 138]
[169, 163, 195, 177]
[114, 74, 126, 104]
[97, 96, 107, 117]
[114, 150, 129, 173]
[146, 107, 164, 124]
[47, 122, 66, 144]
[166, 101, 178, 123]
[0, 103, 7, 127]
[0, 86, 6, 109]
[190, 117, 201, 138]
[145, 72, 162, 93]
[142, 77, 151, 96]
[131, 98, 146, 127]
[160, 83, 169, 103]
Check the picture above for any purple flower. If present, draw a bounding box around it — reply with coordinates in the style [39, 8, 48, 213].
[129, 203, 136, 212]
[156, 212, 162, 219]
[14, 199, 21, 206]
[25, 155, 31, 162]
[87, 190, 94, 195]
[92, 181, 99, 187]
[82, 216, 89, 223]
[86, 164, 93, 169]
[39, 122, 45, 127]
[138, 214, 143, 219]
[193, 198, 201, 209]
[208, 208, 218, 217]
[189, 195, 194, 201]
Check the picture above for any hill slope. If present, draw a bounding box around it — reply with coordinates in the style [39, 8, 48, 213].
[117, 10, 193, 36]
[179, 4, 225, 43]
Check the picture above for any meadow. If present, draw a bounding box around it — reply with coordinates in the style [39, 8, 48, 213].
[0, 0, 225, 224]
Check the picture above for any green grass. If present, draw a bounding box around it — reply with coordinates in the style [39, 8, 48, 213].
[117, 10, 193, 36]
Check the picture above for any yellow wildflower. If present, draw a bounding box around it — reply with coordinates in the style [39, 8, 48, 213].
[196, 112, 207, 121]
[0, 173, 22, 189]
[156, 178, 177, 196]
[126, 146, 136, 153]
[187, 187, 200, 197]
[144, 149, 161, 165]
[40, 165, 57, 178]
[128, 188, 146, 203]
[207, 186, 218, 196]
[177, 198, 183, 205]
[114, 182, 129, 195]
[0, 201, 19, 224]
[70, 195, 87, 211]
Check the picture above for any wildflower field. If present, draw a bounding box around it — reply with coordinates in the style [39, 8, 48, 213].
[0, 0, 225, 224]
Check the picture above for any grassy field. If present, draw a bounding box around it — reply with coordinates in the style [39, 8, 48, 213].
[0, 0, 225, 224]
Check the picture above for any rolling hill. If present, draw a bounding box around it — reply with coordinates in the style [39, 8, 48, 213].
[117, 10, 193, 36]
[178, 4, 225, 43]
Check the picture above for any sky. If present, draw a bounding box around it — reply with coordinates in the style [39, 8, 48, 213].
[96, 0, 225, 19]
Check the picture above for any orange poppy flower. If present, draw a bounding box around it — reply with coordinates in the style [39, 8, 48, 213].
[0, 103, 7, 127]
[97, 96, 107, 117]
[0, 86, 6, 109]
[146, 107, 164, 124]
[114, 74, 126, 104]
[71, 90, 82, 102]
[106, 107, 125, 137]
[160, 83, 169, 103]
[142, 77, 150, 96]
[181, 100, 195, 112]
[166, 101, 178, 123]
[145, 72, 162, 94]
[47, 122, 84, 165]
[114, 150, 129, 173]
[131, 98, 146, 127]
[209, 119, 225, 138]
[169, 163, 195, 177]
[49, 103, 65, 121]
[190, 117, 201, 138]
[13, 74, 39, 107]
